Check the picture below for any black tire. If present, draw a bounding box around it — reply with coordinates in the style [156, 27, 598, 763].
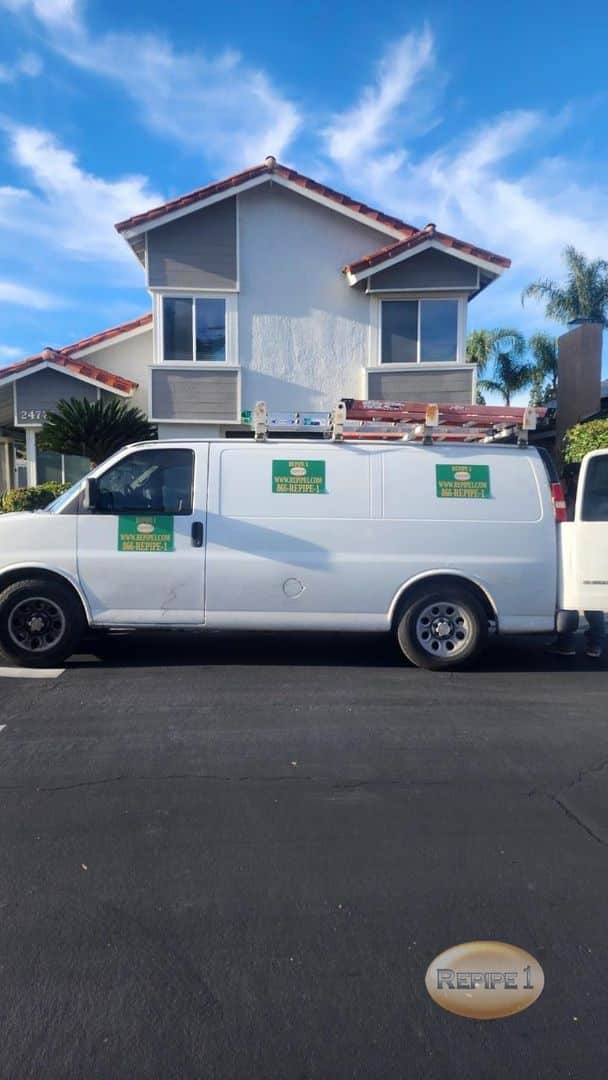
[396, 583, 488, 670]
[0, 578, 86, 667]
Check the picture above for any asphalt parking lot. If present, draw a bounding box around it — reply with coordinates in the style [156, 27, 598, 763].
[1, 630, 607, 1079]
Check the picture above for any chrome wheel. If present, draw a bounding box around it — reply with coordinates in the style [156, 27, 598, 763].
[415, 601, 471, 659]
[7, 596, 66, 654]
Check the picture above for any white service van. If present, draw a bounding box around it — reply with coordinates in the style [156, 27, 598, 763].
[0, 438, 606, 669]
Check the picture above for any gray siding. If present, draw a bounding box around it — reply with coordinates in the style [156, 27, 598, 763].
[151, 367, 239, 422]
[367, 366, 474, 403]
[15, 370, 98, 424]
[367, 248, 478, 291]
[147, 197, 237, 290]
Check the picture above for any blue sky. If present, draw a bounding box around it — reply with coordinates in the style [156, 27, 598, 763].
[1, 0, 607, 374]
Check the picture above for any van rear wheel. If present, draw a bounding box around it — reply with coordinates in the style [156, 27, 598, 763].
[0, 578, 85, 667]
[396, 584, 488, 670]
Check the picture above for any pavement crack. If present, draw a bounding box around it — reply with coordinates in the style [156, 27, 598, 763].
[562, 756, 608, 792]
[547, 794, 606, 846]
[0, 773, 317, 792]
[330, 779, 449, 791]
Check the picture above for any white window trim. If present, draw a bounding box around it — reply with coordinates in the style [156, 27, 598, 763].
[154, 292, 238, 366]
[371, 294, 467, 366]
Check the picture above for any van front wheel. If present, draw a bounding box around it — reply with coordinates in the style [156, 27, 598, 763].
[0, 578, 85, 667]
[396, 585, 488, 670]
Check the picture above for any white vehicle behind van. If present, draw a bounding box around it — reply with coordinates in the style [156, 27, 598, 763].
[0, 436, 605, 669]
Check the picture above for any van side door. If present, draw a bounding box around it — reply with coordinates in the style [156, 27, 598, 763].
[560, 450, 608, 614]
[76, 445, 208, 625]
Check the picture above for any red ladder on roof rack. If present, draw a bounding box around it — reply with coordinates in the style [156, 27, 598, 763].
[340, 399, 546, 442]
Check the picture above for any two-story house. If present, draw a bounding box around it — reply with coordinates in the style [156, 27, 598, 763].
[0, 156, 509, 491]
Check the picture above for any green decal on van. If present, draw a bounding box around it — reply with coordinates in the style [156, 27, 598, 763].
[118, 515, 175, 552]
[272, 459, 326, 494]
[436, 464, 491, 499]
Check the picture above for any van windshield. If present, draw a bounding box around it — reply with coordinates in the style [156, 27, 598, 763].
[45, 479, 85, 513]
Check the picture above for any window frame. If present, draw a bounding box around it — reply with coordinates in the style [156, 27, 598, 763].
[578, 452, 608, 523]
[91, 447, 195, 516]
[157, 292, 238, 366]
[373, 294, 467, 366]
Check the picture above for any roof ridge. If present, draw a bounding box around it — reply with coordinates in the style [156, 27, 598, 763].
[114, 159, 419, 237]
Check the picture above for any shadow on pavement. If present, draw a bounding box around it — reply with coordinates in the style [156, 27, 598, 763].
[70, 629, 608, 674]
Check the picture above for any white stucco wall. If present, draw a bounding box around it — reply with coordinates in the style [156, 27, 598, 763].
[237, 185, 392, 413]
[78, 327, 153, 414]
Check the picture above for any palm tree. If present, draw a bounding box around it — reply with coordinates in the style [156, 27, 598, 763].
[466, 329, 495, 375]
[467, 329, 531, 406]
[522, 245, 608, 325]
[528, 332, 558, 406]
[476, 330, 530, 406]
[38, 398, 156, 467]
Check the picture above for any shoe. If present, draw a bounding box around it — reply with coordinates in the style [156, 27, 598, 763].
[585, 644, 602, 659]
[546, 641, 576, 657]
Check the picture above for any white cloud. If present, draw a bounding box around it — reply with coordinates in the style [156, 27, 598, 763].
[0, 279, 60, 308]
[0, 0, 77, 25]
[323, 27, 434, 170]
[1, 0, 301, 170]
[323, 36, 608, 336]
[0, 49, 43, 82]
[0, 123, 163, 267]
[0, 343, 23, 360]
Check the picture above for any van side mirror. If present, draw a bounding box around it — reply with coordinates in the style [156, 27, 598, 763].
[83, 477, 99, 511]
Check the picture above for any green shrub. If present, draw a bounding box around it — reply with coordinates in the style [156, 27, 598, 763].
[563, 418, 608, 463]
[0, 481, 70, 514]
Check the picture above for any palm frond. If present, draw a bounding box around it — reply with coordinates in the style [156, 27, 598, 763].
[38, 398, 157, 465]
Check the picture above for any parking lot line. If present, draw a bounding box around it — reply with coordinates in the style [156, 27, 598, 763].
[0, 667, 64, 679]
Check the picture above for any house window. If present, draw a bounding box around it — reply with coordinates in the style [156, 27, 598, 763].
[163, 296, 226, 362]
[381, 299, 459, 363]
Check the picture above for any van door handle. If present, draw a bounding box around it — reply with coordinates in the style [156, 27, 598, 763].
[191, 521, 204, 547]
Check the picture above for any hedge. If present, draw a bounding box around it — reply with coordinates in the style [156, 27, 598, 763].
[0, 482, 70, 514]
[563, 418, 608, 463]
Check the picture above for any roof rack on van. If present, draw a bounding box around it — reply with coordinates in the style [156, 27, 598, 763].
[341, 400, 545, 446]
[248, 400, 546, 446]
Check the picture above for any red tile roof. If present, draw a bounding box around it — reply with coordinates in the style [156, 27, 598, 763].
[0, 313, 153, 394]
[114, 157, 509, 274]
[59, 312, 152, 354]
[344, 225, 511, 276]
[0, 347, 139, 394]
[115, 157, 420, 236]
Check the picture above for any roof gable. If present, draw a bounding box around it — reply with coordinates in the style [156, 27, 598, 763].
[0, 348, 138, 396]
[114, 157, 510, 282]
[344, 228, 510, 286]
[115, 157, 418, 244]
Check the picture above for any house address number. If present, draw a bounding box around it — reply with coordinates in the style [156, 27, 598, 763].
[18, 408, 48, 423]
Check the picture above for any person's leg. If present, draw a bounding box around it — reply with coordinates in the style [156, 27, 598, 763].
[548, 610, 579, 656]
[584, 611, 606, 658]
